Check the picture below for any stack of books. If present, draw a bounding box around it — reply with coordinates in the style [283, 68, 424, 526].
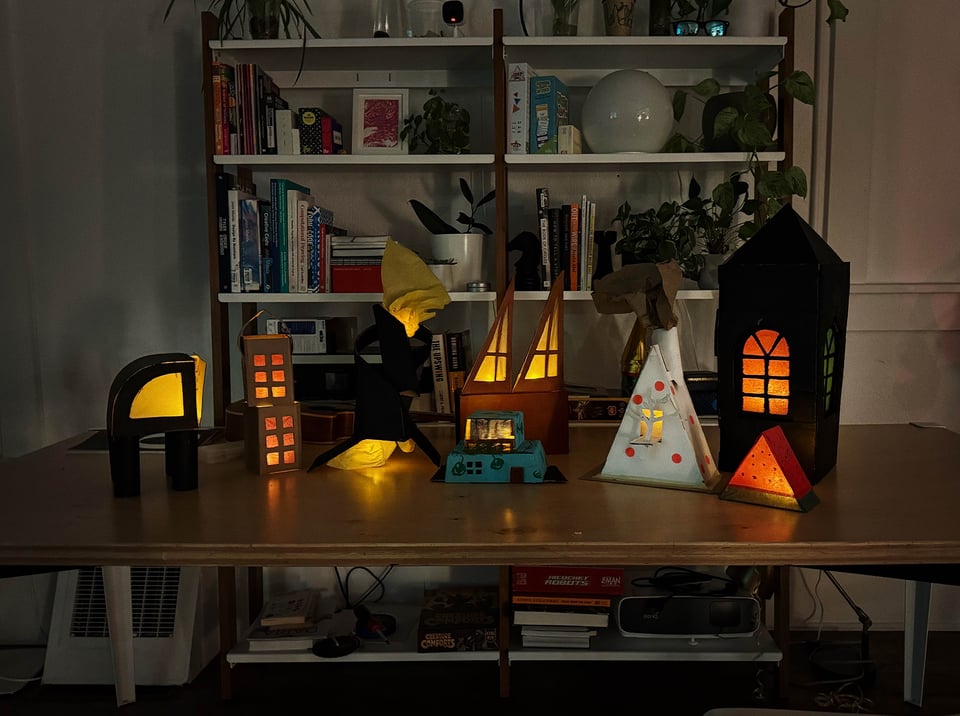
[330, 235, 388, 293]
[510, 566, 625, 641]
[242, 588, 332, 652]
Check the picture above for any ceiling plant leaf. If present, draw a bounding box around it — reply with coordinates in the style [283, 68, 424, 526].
[782, 70, 815, 105]
[785, 166, 808, 197]
[826, 0, 849, 23]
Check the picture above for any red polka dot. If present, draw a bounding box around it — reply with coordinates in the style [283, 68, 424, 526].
[654, 381, 665, 391]
[705, 455, 711, 465]
[625, 447, 635, 457]
[632, 394, 643, 404]
[688, 415, 694, 425]
[671, 453, 682, 464]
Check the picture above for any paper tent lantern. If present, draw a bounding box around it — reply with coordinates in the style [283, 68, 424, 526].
[721, 426, 820, 512]
[717, 205, 849, 484]
[593, 328, 721, 492]
[106, 353, 206, 497]
[241, 334, 302, 475]
[457, 276, 569, 454]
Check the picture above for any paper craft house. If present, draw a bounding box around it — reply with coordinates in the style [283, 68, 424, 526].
[594, 329, 721, 492]
[241, 334, 302, 475]
[721, 425, 820, 512]
[717, 205, 849, 484]
[458, 277, 568, 454]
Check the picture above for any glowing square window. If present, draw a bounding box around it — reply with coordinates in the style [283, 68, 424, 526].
[265, 417, 277, 430]
[272, 386, 286, 398]
[283, 432, 295, 446]
[265, 435, 279, 449]
[253, 354, 266, 367]
[266, 452, 279, 466]
[271, 370, 285, 382]
[282, 415, 294, 428]
[271, 354, 285, 366]
[254, 371, 267, 383]
[255, 387, 269, 399]
[283, 450, 296, 464]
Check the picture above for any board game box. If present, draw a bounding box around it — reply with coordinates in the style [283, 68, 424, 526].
[416, 586, 499, 653]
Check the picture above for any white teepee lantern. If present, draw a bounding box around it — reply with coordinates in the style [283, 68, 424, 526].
[593, 328, 720, 492]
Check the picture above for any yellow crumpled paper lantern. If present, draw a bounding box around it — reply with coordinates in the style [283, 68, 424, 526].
[381, 239, 451, 336]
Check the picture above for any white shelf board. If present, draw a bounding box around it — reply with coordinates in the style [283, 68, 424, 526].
[213, 154, 495, 167]
[292, 354, 380, 365]
[227, 604, 498, 665]
[209, 37, 493, 72]
[515, 290, 717, 301]
[503, 36, 785, 73]
[218, 291, 497, 303]
[509, 623, 780, 663]
[506, 152, 784, 167]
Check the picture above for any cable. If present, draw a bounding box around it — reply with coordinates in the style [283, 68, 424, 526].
[334, 565, 395, 609]
[630, 566, 738, 596]
[777, 0, 815, 8]
[518, 0, 529, 36]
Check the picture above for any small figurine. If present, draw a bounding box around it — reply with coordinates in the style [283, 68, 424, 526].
[592, 230, 617, 283]
[507, 231, 543, 290]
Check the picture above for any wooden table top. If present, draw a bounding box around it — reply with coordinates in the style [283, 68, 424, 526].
[0, 424, 958, 568]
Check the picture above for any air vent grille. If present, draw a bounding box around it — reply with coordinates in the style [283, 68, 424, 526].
[69, 567, 181, 638]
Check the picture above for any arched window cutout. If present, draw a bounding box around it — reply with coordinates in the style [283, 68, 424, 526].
[631, 408, 664, 445]
[823, 323, 838, 414]
[741, 329, 790, 416]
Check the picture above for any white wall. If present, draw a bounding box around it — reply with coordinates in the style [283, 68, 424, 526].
[0, 0, 958, 643]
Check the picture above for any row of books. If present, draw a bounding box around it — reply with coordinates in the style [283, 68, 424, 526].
[211, 61, 344, 156]
[510, 565, 626, 648]
[535, 187, 599, 291]
[426, 330, 471, 417]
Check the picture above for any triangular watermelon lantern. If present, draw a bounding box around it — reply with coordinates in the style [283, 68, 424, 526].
[720, 425, 820, 512]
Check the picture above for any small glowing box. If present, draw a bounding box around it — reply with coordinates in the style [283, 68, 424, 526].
[444, 410, 547, 484]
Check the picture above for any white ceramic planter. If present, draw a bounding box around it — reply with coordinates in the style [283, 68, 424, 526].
[429, 233, 485, 292]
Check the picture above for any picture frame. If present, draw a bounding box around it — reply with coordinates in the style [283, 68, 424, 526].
[352, 89, 409, 155]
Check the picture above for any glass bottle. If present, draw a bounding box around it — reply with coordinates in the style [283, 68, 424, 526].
[248, 0, 280, 39]
[374, 0, 411, 38]
[552, 0, 580, 36]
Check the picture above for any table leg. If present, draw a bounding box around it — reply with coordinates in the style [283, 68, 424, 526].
[102, 565, 135, 706]
[218, 566, 237, 700]
[904, 580, 931, 706]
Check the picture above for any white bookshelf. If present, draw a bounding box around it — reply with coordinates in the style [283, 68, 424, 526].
[218, 291, 497, 303]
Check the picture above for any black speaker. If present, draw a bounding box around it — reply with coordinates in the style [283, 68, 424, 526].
[443, 1, 465, 25]
[617, 591, 760, 638]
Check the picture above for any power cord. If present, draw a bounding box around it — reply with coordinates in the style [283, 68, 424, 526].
[334, 565, 394, 609]
[631, 566, 738, 596]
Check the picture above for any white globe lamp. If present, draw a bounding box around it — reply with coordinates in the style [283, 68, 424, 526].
[581, 70, 673, 153]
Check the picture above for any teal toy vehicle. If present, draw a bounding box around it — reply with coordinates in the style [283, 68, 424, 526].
[443, 410, 549, 483]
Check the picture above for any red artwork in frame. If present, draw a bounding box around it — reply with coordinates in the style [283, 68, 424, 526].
[352, 89, 408, 154]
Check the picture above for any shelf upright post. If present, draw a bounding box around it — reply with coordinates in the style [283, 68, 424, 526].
[201, 11, 231, 426]
[778, 7, 796, 185]
[492, 8, 508, 301]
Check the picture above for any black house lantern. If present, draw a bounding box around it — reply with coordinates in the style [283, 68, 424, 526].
[717, 205, 850, 484]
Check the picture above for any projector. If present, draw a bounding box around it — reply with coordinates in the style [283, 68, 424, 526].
[616, 588, 760, 638]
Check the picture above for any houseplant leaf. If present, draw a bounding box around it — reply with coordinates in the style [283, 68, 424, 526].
[782, 71, 815, 105]
[409, 200, 459, 234]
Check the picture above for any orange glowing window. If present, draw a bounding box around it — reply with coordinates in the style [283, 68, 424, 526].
[272, 386, 286, 398]
[255, 387, 269, 399]
[283, 450, 296, 464]
[253, 354, 266, 367]
[283, 432, 295, 446]
[265, 435, 279, 449]
[271, 354, 284, 365]
[741, 329, 790, 415]
[271, 370, 285, 382]
[282, 415, 294, 428]
[633, 408, 664, 444]
[266, 452, 280, 466]
[265, 417, 277, 430]
[254, 371, 267, 383]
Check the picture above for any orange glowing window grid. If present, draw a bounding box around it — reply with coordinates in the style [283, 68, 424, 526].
[244, 402, 301, 475]
[242, 335, 295, 407]
[721, 425, 819, 512]
[741, 329, 790, 416]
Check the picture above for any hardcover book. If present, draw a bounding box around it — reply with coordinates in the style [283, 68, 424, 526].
[239, 197, 262, 292]
[511, 566, 625, 596]
[507, 62, 538, 154]
[530, 75, 570, 154]
[259, 588, 319, 626]
[417, 586, 499, 653]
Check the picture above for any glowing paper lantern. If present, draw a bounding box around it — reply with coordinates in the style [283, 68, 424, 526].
[717, 205, 850, 483]
[580, 69, 673, 153]
[107, 353, 206, 497]
[721, 426, 820, 512]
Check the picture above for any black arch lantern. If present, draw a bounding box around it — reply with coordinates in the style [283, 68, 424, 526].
[716, 206, 850, 484]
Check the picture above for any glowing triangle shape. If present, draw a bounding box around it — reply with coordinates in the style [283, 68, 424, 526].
[593, 344, 721, 492]
[514, 274, 564, 392]
[720, 426, 820, 512]
[461, 283, 514, 395]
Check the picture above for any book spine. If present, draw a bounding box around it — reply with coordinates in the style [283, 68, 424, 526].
[547, 207, 562, 286]
[507, 62, 536, 154]
[270, 179, 286, 292]
[276, 109, 295, 155]
[430, 332, 452, 416]
[319, 222, 329, 293]
[512, 594, 612, 607]
[287, 190, 299, 292]
[224, 65, 238, 154]
[211, 61, 224, 155]
[227, 188, 242, 292]
[215, 172, 233, 293]
[511, 566, 625, 595]
[560, 204, 572, 290]
[586, 202, 597, 290]
[297, 199, 310, 293]
[260, 201, 273, 292]
[239, 197, 261, 292]
[569, 202, 580, 291]
[445, 332, 466, 400]
[536, 187, 551, 289]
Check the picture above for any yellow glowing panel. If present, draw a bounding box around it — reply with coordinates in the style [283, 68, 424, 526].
[743, 358, 765, 375]
[192, 356, 206, 423]
[272, 386, 286, 398]
[536, 326, 549, 351]
[651, 420, 663, 441]
[742, 378, 765, 394]
[255, 371, 267, 383]
[768, 360, 789, 377]
[549, 312, 559, 350]
[283, 432, 295, 446]
[265, 435, 279, 449]
[498, 316, 510, 353]
[266, 452, 280, 466]
[527, 355, 545, 380]
[271, 370, 285, 382]
[254, 354, 266, 367]
[271, 354, 285, 365]
[255, 387, 269, 399]
[756, 330, 778, 354]
[768, 379, 789, 397]
[129, 374, 185, 419]
[283, 450, 296, 464]
[283, 415, 294, 428]
[475, 356, 498, 382]
[769, 398, 789, 415]
[327, 439, 398, 469]
[547, 354, 557, 377]
[743, 336, 764, 356]
[265, 417, 277, 430]
[770, 337, 789, 358]
[743, 396, 765, 413]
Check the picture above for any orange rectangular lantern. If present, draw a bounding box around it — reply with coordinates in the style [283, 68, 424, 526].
[241, 334, 301, 474]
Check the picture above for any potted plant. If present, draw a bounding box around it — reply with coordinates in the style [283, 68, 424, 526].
[164, 0, 320, 40]
[612, 193, 703, 281]
[410, 178, 495, 291]
[683, 174, 750, 287]
[401, 89, 471, 155]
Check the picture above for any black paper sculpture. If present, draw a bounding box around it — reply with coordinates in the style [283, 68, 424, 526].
[716, 205, 850, 484]
[507, 231, 543, 290]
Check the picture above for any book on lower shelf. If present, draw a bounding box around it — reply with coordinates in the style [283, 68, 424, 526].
[520, 625, 597, 649]
[244, 588, 332, 651]
[258, 588, 319, 626]
[417, 585, 499, 653]
[512, 603, 610, 628]
[244, 617, 332, 652]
